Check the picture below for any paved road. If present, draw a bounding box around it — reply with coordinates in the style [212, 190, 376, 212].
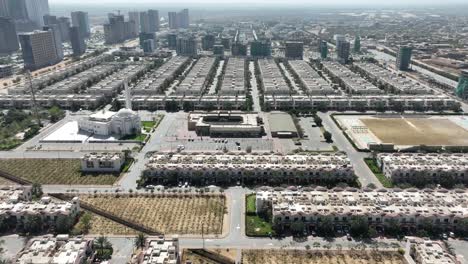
[249, 62, 261, 112]
[319, 112, 381, 188]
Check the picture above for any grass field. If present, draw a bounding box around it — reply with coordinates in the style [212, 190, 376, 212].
[81, 194, 226, 235]
[361, 117, 468, 146]
[242, 250, 404, 264]
[246, 194, 275, 237]
[0, 159, 119, 185]
[364, 158, 393, 188]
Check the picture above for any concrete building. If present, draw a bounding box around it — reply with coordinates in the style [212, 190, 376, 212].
[288, 60, 336, 95]
[135, 236, 179, 264]
[176, 35, 197, 56]
[143, 39, 155, 53]
[128, 11, 140, 34]
[258, 58, 291, 95]
[81, 152, 125, 172]
[70, 26, 86, 56]
[19, 30, 61, 71]
[0, 64, 13, 78]
[353, 35, 361, 53]
[139, 32, 156, 48]
[0, 16, 19, 54]
[168, 12, 178, 30]
[455, 70, 468, 100]
[377, 153, 468, 185]
[188, 111, 262, 137]
[408, 237, 458, 264]
[231, 42, 247, 56]
[320, 40, 328, 59]
[104, 14, 137, 44]
[78, 108, 141, 137]
[202, 34, 215, 50]
[353, 63, 432, 95]
[336, 39, 350, 64]
[148, 9, 160, 32]
[219, 58, 246, 95]
[396, 45, 413, 71]
[178, 8, 189, 29]
[57, 16, 71, 42]
[285, 41, 304, 59]
[42, 14, 57, 26]
[321, 61, 382, 95]
[43, 24, 64, 61]
[256, 188, 468, 233]
[143, 153, 355, 185]
[213, 44, 224, 56]
[250, 39, 271, 57]
[268, 112, 298, 138]
[16, 235, 93, 264]
[0, 185, 32, 203]
[139, 11, 151, 33]
[167, 33, 177, 49]
[71, 11, 90, 38]
[175, 57, 216, 95]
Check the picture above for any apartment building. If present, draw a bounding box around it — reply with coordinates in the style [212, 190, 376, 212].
[0, 186, 32, 203]
[121, 95, 247, 111]
[15, 235, 93, 264]
[81, 152, 125, 172]
[377, 153, 468, 185]
[175, 57, 217, 96]
[219, 58, 246, 96]
[143, 153, 355, 185]
[0, 94, 105, 110]
[256, 188, 468, 232]
[258, 58, 291, 95]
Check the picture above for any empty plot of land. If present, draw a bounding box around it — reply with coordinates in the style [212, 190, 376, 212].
[81, 194, 226, 235]
[242, 250, 404, 264]
[0, 159, 119, 185]
[361, 118, 468, 146]
[76, 211, 139, 236]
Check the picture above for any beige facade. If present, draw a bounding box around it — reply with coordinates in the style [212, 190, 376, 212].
[81, 152, 125, 172]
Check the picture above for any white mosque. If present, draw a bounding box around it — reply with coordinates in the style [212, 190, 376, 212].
[78, 81, 141, 137]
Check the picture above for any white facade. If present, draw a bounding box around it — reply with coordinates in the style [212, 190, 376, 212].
[137, 236, 179, 264]
[407, 237, 458, 264]
[78, 108, 141, 137]
[81, 152, 125, 172]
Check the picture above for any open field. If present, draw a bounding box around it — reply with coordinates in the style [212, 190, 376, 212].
[361, 117, 468, 146]
[182, 249, 237, 264]
[81, 194, 226, 235]
[0, 159, 119, 185]
[242, 250, 404, 264]
[76, 211, 139, 235]
[246, 194, 274, 237]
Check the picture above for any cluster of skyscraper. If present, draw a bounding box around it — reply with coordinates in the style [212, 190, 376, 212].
[1, 0, 90, 71]
[168, 9, 189, 30]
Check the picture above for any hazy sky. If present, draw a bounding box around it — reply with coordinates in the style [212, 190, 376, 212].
[49, 0, 468, 6]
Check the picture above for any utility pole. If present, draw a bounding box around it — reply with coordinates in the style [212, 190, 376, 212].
[26, 70, 41, 127]
[202, 222, 205, 249]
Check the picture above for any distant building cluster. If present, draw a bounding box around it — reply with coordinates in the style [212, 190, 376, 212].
[377, 153, 468, 185]
[256, 187, 468, 232]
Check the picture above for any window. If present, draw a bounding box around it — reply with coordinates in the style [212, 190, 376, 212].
[86, 161, 94, 168]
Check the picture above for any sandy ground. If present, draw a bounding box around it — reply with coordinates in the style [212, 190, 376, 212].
[361, 117, 468, 146]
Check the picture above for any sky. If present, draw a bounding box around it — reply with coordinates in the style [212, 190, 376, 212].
[49, 0, 468, 6]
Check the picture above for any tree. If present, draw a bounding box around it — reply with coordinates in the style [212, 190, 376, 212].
[313, 115, 323, 127]
[349, 216, 369, 238]
[48, 106, 65, 123]
[384, 219, 402, 237]
[290, 222, 305, 235]
[323, 131, 333, 143]
[76, 213, 92, 234]
[22, 215, 43, 234]
[31, 183, 43, 200]
[94, 236, 113, 260]
[55, 216, 73, 234]
[245, 146, 252, 153]
[317, 217, 334, 237]
[134, 233, 147, 249]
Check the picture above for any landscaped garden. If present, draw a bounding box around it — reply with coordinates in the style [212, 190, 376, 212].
[364, 158, 394, 188]
[245, 194, 275, 237]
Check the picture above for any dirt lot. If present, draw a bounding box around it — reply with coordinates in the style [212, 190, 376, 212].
[81, 194, 226, 235]
[0, 159, 119, 185]
[361, 117, 468, 146]
[242, 250, 404, 264]
[78, 211, 139, 236]
[182, 249, 237, 264]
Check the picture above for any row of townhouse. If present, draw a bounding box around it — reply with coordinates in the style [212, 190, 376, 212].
[256, 187, 468, 233]
[0, 185, 80, 230]
[219, 58, 247, 96]
[142, 153, 355, 185]
[377, 153, 468, 185]
[174, 57, 217, 96]
[118, 95, 247, 111]
[288, 60, 337, 95]
[263, 95, 460, 112]
[0, 94, 106, 110]
[8, 54, 112, 95]
[87, 63, 152, 97]
[352, 62, 432, 95]
[321, 61, 383, 95]
[39, 64, 122, 95]
[258, 58, 292, 95]
[133, 56, 191, 95]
